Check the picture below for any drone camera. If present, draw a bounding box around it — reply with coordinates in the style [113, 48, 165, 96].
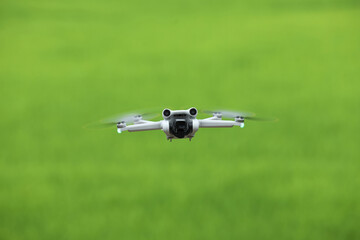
[162, 109, 171, 118]
[189, 107, 197, 116]
[170, 119, 193, 138]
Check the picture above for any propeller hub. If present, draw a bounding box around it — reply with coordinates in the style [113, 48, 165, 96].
[117, 122, 126, 128]
[235, 116, 245, 123]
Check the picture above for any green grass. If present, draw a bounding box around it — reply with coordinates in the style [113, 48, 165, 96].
[0, 0, 359, 239]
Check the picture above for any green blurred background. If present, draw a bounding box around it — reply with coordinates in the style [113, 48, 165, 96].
[1, 0, 359, 239]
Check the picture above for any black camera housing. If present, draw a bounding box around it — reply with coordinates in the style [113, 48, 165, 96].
[169, 115, 193, 138]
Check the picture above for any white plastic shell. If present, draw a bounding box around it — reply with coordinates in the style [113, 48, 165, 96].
[161, 120, 170, 135]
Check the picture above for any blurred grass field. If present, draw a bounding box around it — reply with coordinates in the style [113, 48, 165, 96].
[1, 0, 360, 239]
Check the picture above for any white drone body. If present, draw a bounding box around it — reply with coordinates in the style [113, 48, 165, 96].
[116, 108, 245, 141]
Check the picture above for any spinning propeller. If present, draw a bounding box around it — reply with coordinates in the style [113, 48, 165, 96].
[85, 112, 159, 129]
[203, 110, 276, 127]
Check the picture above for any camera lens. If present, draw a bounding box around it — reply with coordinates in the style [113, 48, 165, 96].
[163, 109, 171, 117]
[189, 108, 197, 116]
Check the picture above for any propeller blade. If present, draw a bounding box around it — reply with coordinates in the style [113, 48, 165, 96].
[103, 112, 159, 124]
[203, 109, 277, 122]
[84, 112, 160, 129]
[203, 110, 255, 118]
[245, 116, 278, 122]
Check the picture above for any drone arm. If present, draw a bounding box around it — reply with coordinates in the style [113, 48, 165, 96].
[198, 119, 239, 128]
[120, 121, 162, 132]
[203, 116, 221, 120]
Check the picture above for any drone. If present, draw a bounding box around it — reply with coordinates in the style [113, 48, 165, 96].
[93, 108, 275, 141]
